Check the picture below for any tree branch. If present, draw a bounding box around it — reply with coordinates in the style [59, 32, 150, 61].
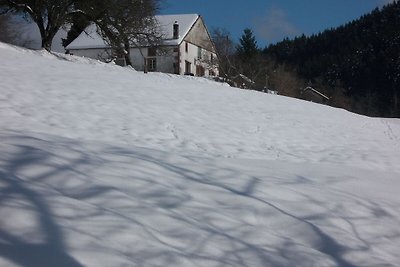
[2, 0, 35, 16]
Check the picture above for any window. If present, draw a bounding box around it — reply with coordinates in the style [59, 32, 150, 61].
[185, 42, 188, 53]
[148, 58, 156, 71]
[197, 47, 202, 60]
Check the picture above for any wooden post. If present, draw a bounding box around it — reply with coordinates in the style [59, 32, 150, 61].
[144, 57, 148, 74]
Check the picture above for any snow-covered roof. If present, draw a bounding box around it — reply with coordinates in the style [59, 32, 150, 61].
[66, 14, 199, 50]
[66, 24, 106, 50]
[157, 14, 199, 45]
[302, 86, 330, 100]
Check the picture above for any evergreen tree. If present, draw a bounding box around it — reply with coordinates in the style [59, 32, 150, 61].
[234, 28, 264, 89]
[237, 28, 259, 61]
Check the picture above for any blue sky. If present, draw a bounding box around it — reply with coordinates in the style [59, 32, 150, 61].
[161, 0, 395, 47]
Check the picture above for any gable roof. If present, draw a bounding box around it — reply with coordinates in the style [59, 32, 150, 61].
[66, 14, 199, 50]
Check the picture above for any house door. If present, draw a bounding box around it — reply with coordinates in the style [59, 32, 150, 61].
[196, 65, 205, 76]
[185, 61, 191, 74]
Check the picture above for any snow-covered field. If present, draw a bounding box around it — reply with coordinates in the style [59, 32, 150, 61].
[1, 42, 400, 267]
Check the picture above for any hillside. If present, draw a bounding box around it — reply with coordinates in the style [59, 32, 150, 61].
[264, 1, 400, 117]
[1, 42, 400, 267]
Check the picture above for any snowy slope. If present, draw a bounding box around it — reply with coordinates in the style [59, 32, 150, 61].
[1, 42, 400, 267]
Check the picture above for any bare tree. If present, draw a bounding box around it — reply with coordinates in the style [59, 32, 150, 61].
[0, 0, 83, 50]
[211, 28, 237, 82]
[268, 64, 304, 97]
[86, 0, 162, 67]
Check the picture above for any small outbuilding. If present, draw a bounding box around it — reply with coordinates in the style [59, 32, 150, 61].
[301, 86, 330, 103]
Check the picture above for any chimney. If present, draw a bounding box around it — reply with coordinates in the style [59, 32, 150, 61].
[173, 21, 179, 39]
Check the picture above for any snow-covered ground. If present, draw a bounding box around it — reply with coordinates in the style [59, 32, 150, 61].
[1, 42, 400, 267]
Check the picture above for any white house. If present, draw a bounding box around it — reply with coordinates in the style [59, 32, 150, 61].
[66, 14, 219, 77]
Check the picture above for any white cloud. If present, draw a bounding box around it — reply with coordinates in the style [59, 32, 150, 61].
[254, 6, 300, 43]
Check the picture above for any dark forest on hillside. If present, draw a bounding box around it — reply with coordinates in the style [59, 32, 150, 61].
[263, 2, 400, 117]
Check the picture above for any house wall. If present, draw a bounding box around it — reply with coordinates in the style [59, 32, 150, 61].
[69, 48, 111, 61]
[69, 47, 176, 73]
[157, 49, 175, 73]
[69, 45, 217, 76]
[179, 42, 197, 75]
[179, 41, 218, 76]
[129, 47, 175, 73]
[130, 48, 144, 70]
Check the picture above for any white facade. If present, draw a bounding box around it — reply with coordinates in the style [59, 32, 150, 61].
[127, 46, 176, 74]
[66, 14, 219, 77]
[179, 41, 218, 76]
[125, 41, 218, 76]
[69, 48, 110, 60]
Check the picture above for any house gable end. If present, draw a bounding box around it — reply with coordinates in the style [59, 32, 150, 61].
[183, 17, 216, 53]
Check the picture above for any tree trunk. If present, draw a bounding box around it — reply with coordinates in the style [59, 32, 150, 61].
[124, 41, 132, 66]
[144, 58, 148, 73]
[35, 18, 48, 50]
[36, 20, 57, 51]
[41, 36, 52, 51]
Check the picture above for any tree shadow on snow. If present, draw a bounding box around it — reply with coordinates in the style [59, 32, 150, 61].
[0, 132, 397, 267]
[0, 139, 84, 267]
[104, 146, 361, 267]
